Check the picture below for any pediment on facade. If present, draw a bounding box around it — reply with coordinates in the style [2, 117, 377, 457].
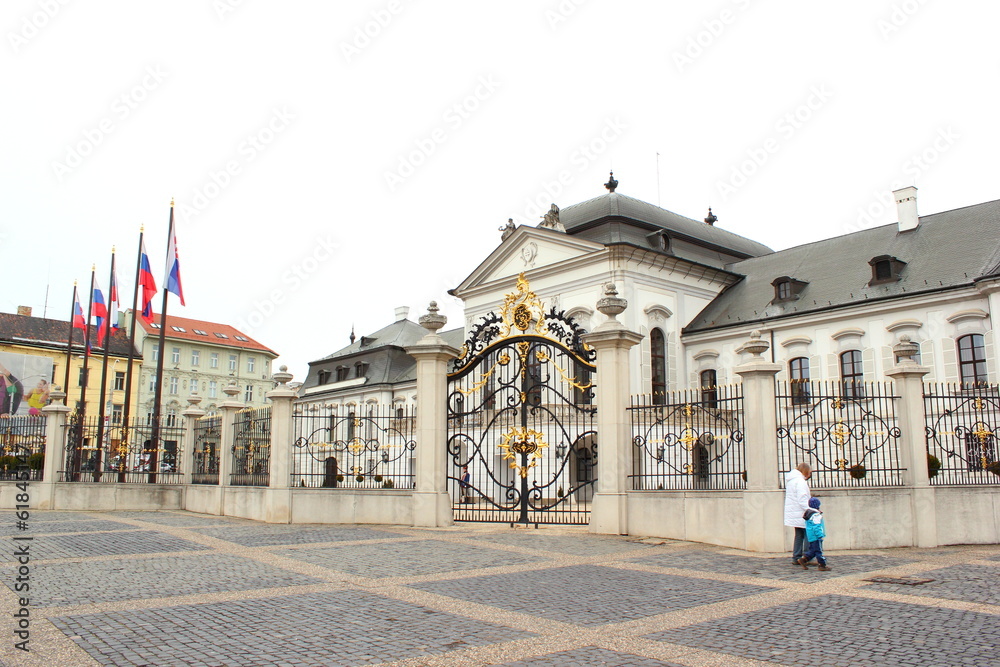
[452, 226, 605, 297]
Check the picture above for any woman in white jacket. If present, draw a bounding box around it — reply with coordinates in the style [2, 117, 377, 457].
[783, 462, 812, 564]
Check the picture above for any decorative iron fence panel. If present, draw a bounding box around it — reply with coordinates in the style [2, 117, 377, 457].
[776, 381, 902, 488]
[231, 407, 271, 486]
[0, 415, 46, 481]
[62, 415, 184, 483]
[291, 405, 416, 489]
[193, 415, 221, 485]
[629, 385, 745, 490]
[924, 383, 1000, 485]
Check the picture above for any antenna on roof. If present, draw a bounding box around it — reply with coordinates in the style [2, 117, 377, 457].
[349, 325, 355, 345]
[656, 152, 661, 206]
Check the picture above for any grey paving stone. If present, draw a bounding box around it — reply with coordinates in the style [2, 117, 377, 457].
[647, 594, 1000, 666]
[0, 519, 137, 536]
[190, 523, 401, 546]
[494, 647, 683, 666]
[861, 563, 1000, 606]
[11, 511, 101, 522]
[0, 530, 210, 560]
[464, 531, 660, 556]
[50, 590, 532, 666]
[274, 538, 547, 578]
[102, 510, 247, 527]
[4, 553, 325, 607]
[411, 564, 775, 626]
[630, 549, 915, 581]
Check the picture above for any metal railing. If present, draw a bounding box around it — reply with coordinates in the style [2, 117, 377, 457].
[192, 415, 221, 485]
[61, 415, 184, 483]
[629, 385, 745, 490]
[292, 405, 415, 489]
[230, 407, 271, 486]
[0, 415, 46, 481]
[777, 381, 902, 488]
[924, 383, 1000, 485]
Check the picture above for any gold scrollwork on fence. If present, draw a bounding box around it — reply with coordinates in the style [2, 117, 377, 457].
[498, 427, 548, 478]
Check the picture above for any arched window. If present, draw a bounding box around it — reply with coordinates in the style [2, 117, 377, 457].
[700, 369, 717, 408]
[958, 334, 987, 387]
[651, 328, 667, 404]
[840, 350, 864, 398]
[789, 357, 810, 404]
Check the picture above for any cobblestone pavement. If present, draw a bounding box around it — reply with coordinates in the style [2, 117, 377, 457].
[0, 510, 996, 666]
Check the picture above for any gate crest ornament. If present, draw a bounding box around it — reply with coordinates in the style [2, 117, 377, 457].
[498, 427, 549, 478]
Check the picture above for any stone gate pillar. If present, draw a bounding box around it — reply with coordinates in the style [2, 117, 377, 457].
[265, 366, 296, 523]
[180, 394, 206, 486]
[405, 302, 460, 528]
[886, 336, 936, 547]
[217, 381, 246, 516]
[582, 284, 643, 535]
[38, 386, 71, 509]
[734, 331, 783, 552]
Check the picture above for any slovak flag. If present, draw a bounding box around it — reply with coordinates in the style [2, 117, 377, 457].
[164, 206, 185, 306]
[138, 237, 157, 324]
[72, 287, 86, 331]
[93, 278, 109, 347]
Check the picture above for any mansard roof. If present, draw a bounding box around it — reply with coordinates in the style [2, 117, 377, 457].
[0, 312, 139, 358]
[684, 198, 1000, 334]
[561, 192, 774, 260]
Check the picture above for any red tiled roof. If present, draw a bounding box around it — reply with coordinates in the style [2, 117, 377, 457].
[131, 312, 277, 356]
[0, 312, 138, 357]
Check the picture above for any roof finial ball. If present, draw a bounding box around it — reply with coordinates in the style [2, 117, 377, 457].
[704, 208, 718, 225]
[604, 171, 618, 193]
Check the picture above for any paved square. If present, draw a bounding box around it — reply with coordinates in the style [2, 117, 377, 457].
[103, 511, 247, 527]
[50, 590, 533, 666]
[647, 594, 1000, 666]
[630, 549, 916, 581]
[0, 530, 210, 561]
[190, 523, 401, 546]
[464, 531, 659, 556]
[274, 538, 548, 578]
[410, 564, 776, 626]
[494, 647, 684, 666]
[861, 563, 1000, 606]
[0, 519, 136, 536]
[11, 553, 326, 607]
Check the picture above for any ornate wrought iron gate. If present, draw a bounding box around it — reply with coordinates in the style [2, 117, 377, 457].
[447, 274, 597, 525]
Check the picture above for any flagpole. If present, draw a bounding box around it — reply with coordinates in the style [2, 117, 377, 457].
[73, 266, 96, 481]
[63, 282, 77, 406]
[95, 248, 116, 474]
[150, 201, 174, 477]
[121, 227, 144, 470]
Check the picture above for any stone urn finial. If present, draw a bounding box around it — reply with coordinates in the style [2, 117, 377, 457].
[596, 283, 628, 321]
[419, 301, 447, 333]
[187, 392, 202, 407]
[223, 381, 240, 399]
[893, 335, 919, 366]
[737, 329, 770, 359]
[272, 364, 293, 386]
[49, 385, 66, 402]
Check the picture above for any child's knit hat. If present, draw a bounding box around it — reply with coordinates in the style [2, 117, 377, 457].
[808, 497, 821, 509]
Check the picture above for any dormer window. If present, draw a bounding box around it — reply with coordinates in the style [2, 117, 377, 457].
[335, 366, 349, 382]
[317, 369, 331, 385]
[646, 230, 670, 252]
[355, 362, 369, 378]
[771, 276, 808, 304]
[869, 255, 906, 285]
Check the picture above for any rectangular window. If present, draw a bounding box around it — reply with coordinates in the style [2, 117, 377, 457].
[78, 367, 87, 388]
[247, 357, 256, 373]
[111, 404, 123, 425]
[113, 371, 125, 391]
[191, 350, 200, 366]
[169, 377, 178, 394]
[208, 381, 217, 398]
[244, 384, 253, 402]
[229, 354, 237, 372]
[789, 357, 810, 405]
[210, 352, 219, 368]
[152, 344, 159, 362]
[958, 334, 988, 387]
[840, 350, 864, 398]
[149, 375, 157, 392]
[171, 347, 181, 364]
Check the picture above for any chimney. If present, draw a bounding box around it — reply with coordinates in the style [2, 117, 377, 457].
[16, 306, 32, 317]
[394, 306, 410, 322]
[894, 186, 919, 232]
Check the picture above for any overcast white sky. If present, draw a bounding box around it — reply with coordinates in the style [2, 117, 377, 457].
[2, 1, 998, 379]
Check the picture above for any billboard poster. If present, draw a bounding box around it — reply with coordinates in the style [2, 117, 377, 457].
[0, 351, 54, 416]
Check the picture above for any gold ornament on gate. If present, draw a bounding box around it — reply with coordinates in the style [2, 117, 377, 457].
[498, 426, 549, 478]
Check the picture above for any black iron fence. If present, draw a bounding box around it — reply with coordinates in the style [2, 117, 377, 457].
[0, 415, 46, 481]
[777, 381, 902, 488]
[629, 385, 745, 490]
[291, 404, 415, 489]
[193, 415, 221, 485]
[62, 415, 184, 483]
[924, 383, 1000, 485]
[231, 407, 271, 486]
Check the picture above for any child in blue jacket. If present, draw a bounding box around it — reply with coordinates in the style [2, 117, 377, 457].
[797, 497, 830, 571]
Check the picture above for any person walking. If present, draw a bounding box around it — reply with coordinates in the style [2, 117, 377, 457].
[783, 462, 812, 565]
[798, 497, 830, 571]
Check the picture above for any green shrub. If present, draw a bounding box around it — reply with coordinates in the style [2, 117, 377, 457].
[848, 464, 867, 480]
[373, 474, 383, 483]
[355, 474, 365, 483]
[927, 454, 941, 479]
[0, 455, 19, 471]
[336, 474, 345, 482]
[28, 453, 44, 470]
[382, 479, 394, 488]
[986, 461, 1000, 477]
